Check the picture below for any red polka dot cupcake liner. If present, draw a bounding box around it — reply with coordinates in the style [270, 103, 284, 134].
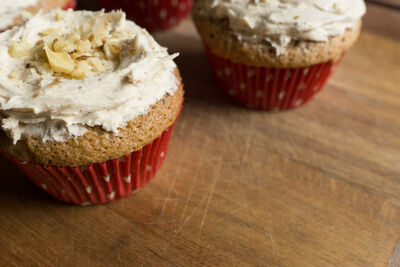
[98, 0, 193, 32]
[3, 120, 179, 206]
[205, 46, 343, 110]
[63, 0, 77, 9]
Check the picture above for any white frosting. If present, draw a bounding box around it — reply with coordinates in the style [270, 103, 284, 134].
[0, 0, 38, 30]
[0, 10, 179, 143]
[198, 0, 366, 55]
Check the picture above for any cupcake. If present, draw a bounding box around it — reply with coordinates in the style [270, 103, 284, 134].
[193, 0, 366, 110]
[0, 0, 76, 32]
[98, 0, 193, 32]
[0, 9, 184, 205]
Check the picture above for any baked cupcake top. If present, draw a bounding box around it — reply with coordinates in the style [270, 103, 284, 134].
[196, 0, 366, 55]
[0, 0, 39, 30]
[0, 9, 179, 144]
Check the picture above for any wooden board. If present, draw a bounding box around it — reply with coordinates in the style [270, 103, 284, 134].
[1, 3, 400, 266]
[367, 0, 400, 9]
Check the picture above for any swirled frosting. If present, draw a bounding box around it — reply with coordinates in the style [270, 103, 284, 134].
[197, 0, 366, 55]
[0, 10, 179, 143]
[0, 0, 38, 30]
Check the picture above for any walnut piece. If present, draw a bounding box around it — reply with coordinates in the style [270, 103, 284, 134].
[45, 45, 75, 73]
[8, 41, 33, 58]
[7, 12, 133, 80]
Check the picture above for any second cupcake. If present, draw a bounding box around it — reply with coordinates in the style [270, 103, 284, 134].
[0, 0, 76, 32]
[98, 0, 193, 32]
[193, 0, 366, 110]
[0, 9, 184, 205]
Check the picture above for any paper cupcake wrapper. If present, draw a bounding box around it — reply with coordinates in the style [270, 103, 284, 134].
[205, 46, 343, 110]
[98, 0, 193, 32]
[3, 122, 177, 206]
[63, 0, 76, 10]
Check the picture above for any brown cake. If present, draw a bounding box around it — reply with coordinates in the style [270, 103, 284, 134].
[193, 16, 361, 68]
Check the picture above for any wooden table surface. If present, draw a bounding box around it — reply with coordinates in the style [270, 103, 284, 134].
[1, 2, 400, 266]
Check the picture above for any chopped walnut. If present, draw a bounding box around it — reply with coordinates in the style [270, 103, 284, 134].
[45, 45, 75, 74]
[8, 41, 33, 58]
[7, 15, 132, 80]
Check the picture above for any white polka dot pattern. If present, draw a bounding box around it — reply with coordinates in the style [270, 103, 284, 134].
[107, 191, 116, 200]
[86, 186, 92, 194]
[159, 9, 167, 19]
[146, 165, 152, 172]
[123, 175, 131, 183]
[247, 69, 255, 78]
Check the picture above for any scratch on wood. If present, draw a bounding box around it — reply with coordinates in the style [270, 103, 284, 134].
[157, 135, 187, 224]
[330, 179, 337, 194]
[179, 134, 210, 223]
[155, 197, 184, 202]
[229, 239, 237, 265]
[157, 175, 177, 224]
[167, 193, 208, 247]
[209, 202, 249, 227]
[387, 239, 400, 267]
[241, 130, 254, 163]
[264, 219, 279, 261]
[71, 208, 76, 264]
[117, 241, 122, 267]
[199, 158, 222, 235]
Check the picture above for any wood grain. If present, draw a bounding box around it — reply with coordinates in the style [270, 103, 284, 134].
[367, 0, 400, 9]
[1, 2, 400, 266]
[363, 3, 400, 40]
